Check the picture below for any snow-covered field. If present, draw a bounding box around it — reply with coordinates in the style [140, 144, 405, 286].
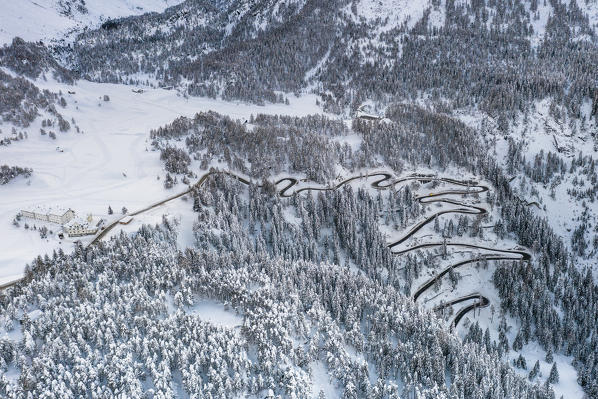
[0, 77, 331, 285]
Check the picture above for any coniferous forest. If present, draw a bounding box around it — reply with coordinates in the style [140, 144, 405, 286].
[1, 0, 598, 398]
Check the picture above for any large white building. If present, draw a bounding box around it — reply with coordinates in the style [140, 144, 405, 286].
[64, 215, 98, 237]
[21, 207, 75, 225]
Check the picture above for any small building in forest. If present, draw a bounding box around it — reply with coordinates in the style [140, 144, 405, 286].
[119, 216, 133, 225]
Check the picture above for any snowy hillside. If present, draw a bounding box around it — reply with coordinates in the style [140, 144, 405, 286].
[0, 223, 555, 398]
[0, 0, 184, 45]
[1, 0, 598, 397]
[0, 76, 324, 285]
[456, 96, 598, 274]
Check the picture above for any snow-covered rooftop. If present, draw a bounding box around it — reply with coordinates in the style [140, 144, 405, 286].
[22, 205, 72, 216]
[64, 216, 92, 228]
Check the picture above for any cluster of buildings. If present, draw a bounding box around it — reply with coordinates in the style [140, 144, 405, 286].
[20, 206, 100, 238]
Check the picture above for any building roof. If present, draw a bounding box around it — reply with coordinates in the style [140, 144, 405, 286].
[64, 216, 93, 230]
[22, 205, 73, 216]
[119, 216, 134, 225]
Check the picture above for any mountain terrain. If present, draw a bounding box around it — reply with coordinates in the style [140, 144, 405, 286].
[1, 0, 598, 398]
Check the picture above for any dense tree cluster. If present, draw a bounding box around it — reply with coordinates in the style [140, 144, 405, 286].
[191, 173, 414, 287]
[0, 165, 32, 185]
[0, 70, 70, 129]
[0, 38, 77, 131]
[65, 0, 335, 103]
[0, 219, 555, 398]
[0, 38, 74, 83]
[160, 146, 192, 175]
[151, 112, 368, 183]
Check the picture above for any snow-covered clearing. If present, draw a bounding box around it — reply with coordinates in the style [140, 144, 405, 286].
[510, 341, 584, 399]
[577, 0, 598, 34]
[354, 0, 431, 30]
[310, 361, 339, 399]
[527, 0, 554, 47]
[0, 77, 332, 284]
[188, 299, 243, 329]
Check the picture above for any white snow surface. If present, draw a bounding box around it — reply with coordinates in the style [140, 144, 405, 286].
[310, 361, 340, 398]
[188, 299, 243, 329]
[354, 0, 430, 29]
[0, 0, 185, 46]
[527, 0, 554, 47]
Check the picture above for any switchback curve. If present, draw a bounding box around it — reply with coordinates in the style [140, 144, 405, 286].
[433, 293, 490, 330]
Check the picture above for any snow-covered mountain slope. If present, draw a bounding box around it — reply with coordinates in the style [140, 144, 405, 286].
[455, 96, 598, 273]
[349, 0, 443, 30]
[0, 0, 184, 46]
[2, 1, 598, 397]
[56, 0, 598, 124]
[0, 74, 325, 285]
[0, 222, 555, 398]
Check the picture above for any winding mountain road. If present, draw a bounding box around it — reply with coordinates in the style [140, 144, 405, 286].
[268, 172, 530, 330]
[433, 293, 490, 330]
[87, 170, 449, 249]
[411, 251, 527, 302]
[4, 168, 533, 332]
[387, 182, 532, 329]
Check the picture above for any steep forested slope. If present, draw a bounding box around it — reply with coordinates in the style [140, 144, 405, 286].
[64, 0, 598, 120]
[149, 110, 598, 396]
[1, 1, 598, 397]
[0, 221, 555, 398]
[0, 38, 76, 134]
